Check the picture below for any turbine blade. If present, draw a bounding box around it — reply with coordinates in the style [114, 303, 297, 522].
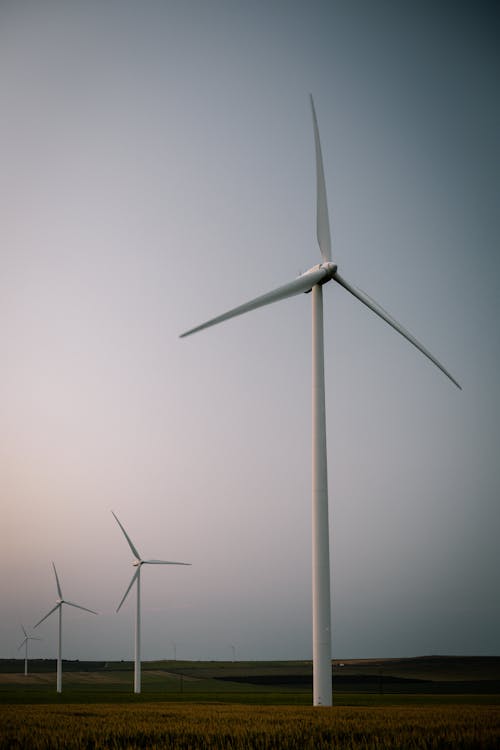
[52, 562, 63, 599]
[143, 559, 191, 566]
[17, 638, 28, 650]
[21, 625, 28, 638]
[334, 273, 461, 389]
[34, 603, 60, 629]
[112, 511, 141, 560]
[310, 95, 332, 263]
[116, 569, 140, 613]
[180, 267, 328, 338]
[64, 600, 98, 615]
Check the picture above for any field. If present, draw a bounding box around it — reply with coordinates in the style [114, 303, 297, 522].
[1, 657, 499, 748]
[2, 702, 500, 749]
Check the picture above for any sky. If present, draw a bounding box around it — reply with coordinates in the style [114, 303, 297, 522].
[1, 0, 499, 663]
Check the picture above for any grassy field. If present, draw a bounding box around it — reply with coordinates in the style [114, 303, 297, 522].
[1, 658, 499, 748]
[1, 655, 499, 704]
[1, 702, 500, 749]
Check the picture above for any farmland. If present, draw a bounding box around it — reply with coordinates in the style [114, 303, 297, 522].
[1, 655, 499, 705]
[2, 702, 500, 749]
[1, 657, 499, 748]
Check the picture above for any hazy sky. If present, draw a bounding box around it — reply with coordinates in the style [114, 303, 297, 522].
[2, 1, 499, 663]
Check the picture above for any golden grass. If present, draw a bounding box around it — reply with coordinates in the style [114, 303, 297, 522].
[1, 702, 500, 749]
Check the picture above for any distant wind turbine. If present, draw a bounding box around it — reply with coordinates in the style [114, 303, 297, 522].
[34, 562, 97, 693]
[112, 511, 191, 694]
[18, 625, 41, 676]
[180, 96, 460, 706]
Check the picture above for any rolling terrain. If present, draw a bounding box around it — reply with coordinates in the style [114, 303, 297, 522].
[1, 655, 499, 703]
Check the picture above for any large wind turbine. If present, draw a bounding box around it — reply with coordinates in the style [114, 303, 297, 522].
[112, 511, 191, 694]
[17, 625, 41, 676]
[180, 96, 461, 706]
[34, 562, 97, 693]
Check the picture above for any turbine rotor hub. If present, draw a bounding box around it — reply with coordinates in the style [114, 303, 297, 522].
[319, 262, 337, 282]
[303, 262, 337, 279]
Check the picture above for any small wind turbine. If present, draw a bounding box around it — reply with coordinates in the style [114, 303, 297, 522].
[180, 96, 460, 706]
[112, 511, 191, 694]
[34, 562, 97, 693]
[17, 625, 41, 676]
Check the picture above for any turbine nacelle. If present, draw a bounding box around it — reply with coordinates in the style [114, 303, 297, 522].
[301, 262, 337, 286]
[321, 261, 337, 277]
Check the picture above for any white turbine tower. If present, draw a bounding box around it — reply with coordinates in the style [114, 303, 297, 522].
[180, 96, 461, 706]
[34, 562, 97, 693]
[112, 511, 191, 694]
[18, 625, 41, 676]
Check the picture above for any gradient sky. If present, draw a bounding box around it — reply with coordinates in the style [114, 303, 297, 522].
[2, 1, 499, 663]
